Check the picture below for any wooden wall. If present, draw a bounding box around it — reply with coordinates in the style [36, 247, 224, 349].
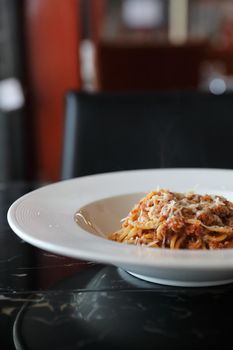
[24, 0, 81, 181]
[90, 0, 106, 42]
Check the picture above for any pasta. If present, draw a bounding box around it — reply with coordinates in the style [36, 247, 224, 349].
[108, 189, 233, 249]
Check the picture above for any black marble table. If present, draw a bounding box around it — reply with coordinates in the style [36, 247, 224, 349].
[1, 182, 233, 350]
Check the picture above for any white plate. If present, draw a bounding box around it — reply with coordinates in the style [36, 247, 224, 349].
[7, 168, 233, 287]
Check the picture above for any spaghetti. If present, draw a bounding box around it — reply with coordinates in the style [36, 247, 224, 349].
[108, 189, 233, 249]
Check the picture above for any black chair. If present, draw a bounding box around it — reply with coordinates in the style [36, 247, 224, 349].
[61, 91, 233, 179]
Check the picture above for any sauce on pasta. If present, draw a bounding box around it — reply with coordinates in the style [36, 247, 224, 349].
[108, 189, 233, 249]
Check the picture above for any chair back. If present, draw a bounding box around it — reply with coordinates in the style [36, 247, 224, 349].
[61, 91, 233, 179]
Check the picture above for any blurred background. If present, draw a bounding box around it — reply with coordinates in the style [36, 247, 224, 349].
[1, 0, 233, 183]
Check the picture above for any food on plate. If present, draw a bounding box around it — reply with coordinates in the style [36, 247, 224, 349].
[108, 189, 233, 249]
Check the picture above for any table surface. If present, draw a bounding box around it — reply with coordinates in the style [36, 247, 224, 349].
[1, 182, 233, 350]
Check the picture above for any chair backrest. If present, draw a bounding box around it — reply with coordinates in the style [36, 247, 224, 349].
[61, 91, 233, 179]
